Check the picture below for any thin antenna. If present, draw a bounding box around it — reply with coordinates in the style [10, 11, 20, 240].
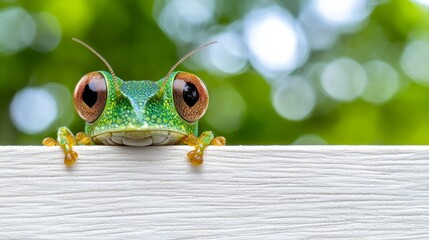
[72, 38, 120, 96]
[156, 41, 218, 99]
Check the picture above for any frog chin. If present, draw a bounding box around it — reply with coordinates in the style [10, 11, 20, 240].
[90, 129, 186, 146]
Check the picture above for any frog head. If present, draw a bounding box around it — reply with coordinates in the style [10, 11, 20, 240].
[72, 70, 209, 145]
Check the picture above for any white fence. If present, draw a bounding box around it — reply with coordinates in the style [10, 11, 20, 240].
[1, 145, 429, 239]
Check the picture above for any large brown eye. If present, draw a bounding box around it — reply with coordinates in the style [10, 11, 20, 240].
[73, 72, 107, 123]
[173, 72, 208, 123]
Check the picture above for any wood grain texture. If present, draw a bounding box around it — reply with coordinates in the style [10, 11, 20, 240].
[1, 145, 429, 239]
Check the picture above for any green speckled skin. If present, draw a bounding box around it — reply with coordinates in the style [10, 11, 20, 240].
[85, 70, 197, 141]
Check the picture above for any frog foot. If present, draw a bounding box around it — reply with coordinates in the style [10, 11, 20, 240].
[180, 131, 226, 166]
[42, 127, 92, 167]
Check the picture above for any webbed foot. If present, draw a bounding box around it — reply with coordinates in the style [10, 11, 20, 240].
[180, 131, 226, 166]
[43, 127, 92, 167]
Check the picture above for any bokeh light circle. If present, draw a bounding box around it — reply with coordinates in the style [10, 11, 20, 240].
[293, 134, 328, 145]
[0, 7, 36, 55]
[311, 0, 370, 29]
[321, 58, 367, 101]
[272, 76, 316, 121]
[10, 87, 58, 134]
[156, 0, 215, 43]
[413, 0, 429, 8]
[244, 6, 309, 78]
[206, 30, 248, 75]
[362, 60, 399, 104]
[31, 12, 62, 52]
[299, 6, 339, 50]
[401, 40, 429, 85]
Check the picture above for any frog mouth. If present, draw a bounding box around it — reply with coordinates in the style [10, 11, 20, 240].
[91, 129, 186, 146]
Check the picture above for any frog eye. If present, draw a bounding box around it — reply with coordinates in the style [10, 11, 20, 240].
[73, 71, 107, 123]
[173, 72, 209, 123]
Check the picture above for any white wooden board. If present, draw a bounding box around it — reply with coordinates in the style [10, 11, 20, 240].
[1, 145, 429, 239]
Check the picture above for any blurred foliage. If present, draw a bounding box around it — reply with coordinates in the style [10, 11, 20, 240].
[2, 0, 429, 145]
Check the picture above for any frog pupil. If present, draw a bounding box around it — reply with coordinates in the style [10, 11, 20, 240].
[83, 83, 98, 107]
[183, 82, 199, 107]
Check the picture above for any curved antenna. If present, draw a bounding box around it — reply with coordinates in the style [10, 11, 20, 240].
[72, 38, 120, 96]
[156, 41, 218, 99]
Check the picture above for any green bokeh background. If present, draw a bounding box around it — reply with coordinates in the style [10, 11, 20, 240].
[2, 0, 429, 145]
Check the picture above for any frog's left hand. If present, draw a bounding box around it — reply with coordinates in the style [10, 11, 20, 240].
[42, 127, 92, 166]
[180, 131, 226, 166]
